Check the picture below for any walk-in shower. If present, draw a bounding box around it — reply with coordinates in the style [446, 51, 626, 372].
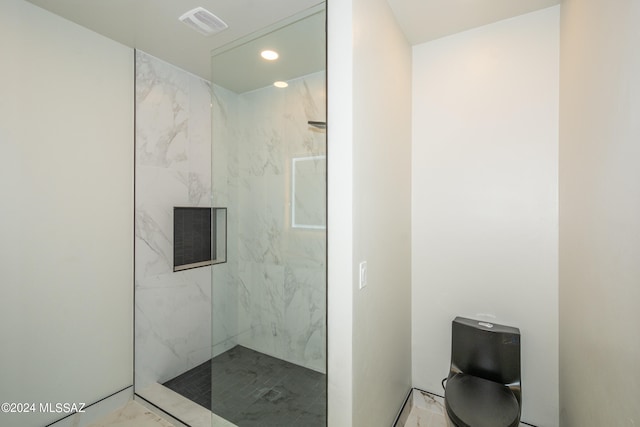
[134, 5, 326, 427]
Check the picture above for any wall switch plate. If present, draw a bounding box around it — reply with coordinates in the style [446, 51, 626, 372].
[359, 261, 367, 289]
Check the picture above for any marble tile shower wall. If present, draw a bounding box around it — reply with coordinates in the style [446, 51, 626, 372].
[212, 72, 327, 373]
[135, 51, 213, 390]
[134, 49, 326, 389]
[211, 83, 240, 359]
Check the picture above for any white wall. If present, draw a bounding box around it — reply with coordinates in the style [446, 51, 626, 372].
[327, 0, 413, 424]
[327, 0, 354, 424]
[411, 7, 559, 426]
[351, 0, 413, 425]
[0, 1, 134, 426]
[559, 1, 640, 425]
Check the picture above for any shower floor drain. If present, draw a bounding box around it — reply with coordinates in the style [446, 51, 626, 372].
[262, 388, 283, 402]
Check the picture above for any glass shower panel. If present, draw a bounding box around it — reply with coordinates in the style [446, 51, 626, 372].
[209, 7, 327, 426]
[133, 49, 213, 424]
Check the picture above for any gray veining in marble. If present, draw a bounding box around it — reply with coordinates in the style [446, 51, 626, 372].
[211, 72, 327, 372]
[135, 48, 327, 403]
[395, 389, 529, 427]
[136, 383, 235, 427]
[88, 401, 175, 427]
[135, 50, 213, 392]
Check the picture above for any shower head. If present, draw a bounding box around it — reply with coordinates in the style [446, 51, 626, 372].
[308, 121, 326, 130]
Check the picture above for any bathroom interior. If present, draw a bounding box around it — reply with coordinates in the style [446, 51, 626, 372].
[2, 0, 639, 427]
[133, 5, 327, 427]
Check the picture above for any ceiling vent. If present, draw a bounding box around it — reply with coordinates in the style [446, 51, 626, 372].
[179, 7, 228, 36]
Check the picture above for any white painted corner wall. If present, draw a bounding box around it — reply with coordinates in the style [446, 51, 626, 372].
[0, 1, 134, 426]
[327, 0, 413, 425]
[411, 6, 560, 427]
[559, 0, 640, 425]
[327, 0, 355, 423]
[351, 0, 413, 424]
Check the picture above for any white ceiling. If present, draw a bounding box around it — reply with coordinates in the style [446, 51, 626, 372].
[25, 0, 324, 80]
[212, 10, 326, 93]
[25, 0, 560, 83]
[387, 0, 560, 45]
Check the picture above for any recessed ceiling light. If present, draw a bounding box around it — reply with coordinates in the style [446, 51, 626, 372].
[273, 81, 288, 88]
[261, 50, 279, 61]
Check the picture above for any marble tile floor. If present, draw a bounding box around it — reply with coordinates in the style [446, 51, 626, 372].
[164, 345, 326, 427]
[395, 389, 529, 427]
[88, 401, 176, 427]
[136, 383, 234, 427]
[83, 387, 532, 427]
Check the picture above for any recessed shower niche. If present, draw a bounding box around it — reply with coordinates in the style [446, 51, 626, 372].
[134, 4, 326, 427]
[174, 207, 227, 271]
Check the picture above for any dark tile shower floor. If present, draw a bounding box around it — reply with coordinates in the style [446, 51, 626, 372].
[163, 345, 326, 427]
